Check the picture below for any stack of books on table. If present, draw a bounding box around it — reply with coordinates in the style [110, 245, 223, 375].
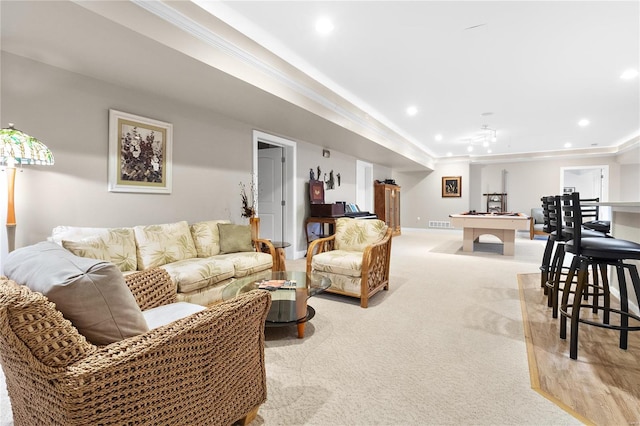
[257, 279, 297, 290]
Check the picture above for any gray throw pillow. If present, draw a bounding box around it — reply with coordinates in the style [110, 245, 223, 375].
[3, 241, 148, 345]
[217, 223, 254, 254]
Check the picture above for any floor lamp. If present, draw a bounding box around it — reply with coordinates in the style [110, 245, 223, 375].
[0, 123, 54, 251]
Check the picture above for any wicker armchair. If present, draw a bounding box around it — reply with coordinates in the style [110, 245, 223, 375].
[306, 218, 392, 308]
[0, 268, 271, 426]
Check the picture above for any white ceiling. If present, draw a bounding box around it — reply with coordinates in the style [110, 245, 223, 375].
[212, 0, 640, 158]
[1, 1, 639, 170]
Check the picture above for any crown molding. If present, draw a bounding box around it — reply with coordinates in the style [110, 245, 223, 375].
[130, 0, 436, 168]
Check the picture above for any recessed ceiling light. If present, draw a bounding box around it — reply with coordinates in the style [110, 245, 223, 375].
[578, 119, 590, 127]
[487, 149, 492, 154]
[620, 69, 639, 80]
[564, 142, 572, 148]
[446, 152, 452, 157]
[467, 146, 473, 152]
[434, 133, 443, 141]
[406, 106, 418, 116]
[315, 17, 334, 35]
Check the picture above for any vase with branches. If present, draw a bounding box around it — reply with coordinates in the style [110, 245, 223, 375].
[239, 179, 257, 218]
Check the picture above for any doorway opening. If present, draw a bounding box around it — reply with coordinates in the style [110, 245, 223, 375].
[253, 131, 297, 259]
[560, 165, 610, 221]
[356, 160, 374, 212]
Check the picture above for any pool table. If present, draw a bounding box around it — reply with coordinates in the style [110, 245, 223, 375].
[449, 212, 531, 255]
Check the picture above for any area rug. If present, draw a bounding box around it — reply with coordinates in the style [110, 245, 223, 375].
[518, 273, 640, 425]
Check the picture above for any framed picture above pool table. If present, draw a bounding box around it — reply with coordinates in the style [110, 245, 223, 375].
[442, 176, 462, 197]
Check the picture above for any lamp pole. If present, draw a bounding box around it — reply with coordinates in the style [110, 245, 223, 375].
[6, 166, 16, 227]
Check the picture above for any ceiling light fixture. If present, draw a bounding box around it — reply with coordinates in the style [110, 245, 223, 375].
[461, 124, 498, 154]
[406, 106, 418, 116]
[315, 17, 334, 35]
[434, 134, 443, 141]
[620, 69, 639, 80]
[564, 142, 572, 148]
[578, 119, 590, 127]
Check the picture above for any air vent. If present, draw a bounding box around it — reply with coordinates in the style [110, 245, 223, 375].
[428, 221, 452, 229]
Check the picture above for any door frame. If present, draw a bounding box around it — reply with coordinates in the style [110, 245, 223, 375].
[560, 165, 610, 220]
[356, 160, 374, 212]
[253, 130, 297, 259]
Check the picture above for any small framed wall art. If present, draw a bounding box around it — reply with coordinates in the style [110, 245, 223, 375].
[309, 179, 325, 204]
[442, 176, 462, 197]
[108, 109, 173, 194]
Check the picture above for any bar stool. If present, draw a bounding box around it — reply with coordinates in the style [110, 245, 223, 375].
[545, 195, 609, 318]
[558, 192, 640, 360]
[580, 197, 611, 234]
[539, 196, 556, 292]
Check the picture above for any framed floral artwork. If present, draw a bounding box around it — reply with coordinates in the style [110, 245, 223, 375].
[442, 176, 462, 197]
[108, 109, 172, 193]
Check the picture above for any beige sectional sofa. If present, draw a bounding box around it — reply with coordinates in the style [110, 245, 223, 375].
[50, 219, 276, 306]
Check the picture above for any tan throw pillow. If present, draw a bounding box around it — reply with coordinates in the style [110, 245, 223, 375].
[190, 220, 230, 258]
[0, 279, 96, 366]
[218, 223, 254, 254]
[3, 241, 149, 346]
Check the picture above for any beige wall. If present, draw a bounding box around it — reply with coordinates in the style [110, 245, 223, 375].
[1, 53, 255, 252]
[1, 52, 637, 267]
[0, 52, 370, 263]
[396, 154, 635, 229]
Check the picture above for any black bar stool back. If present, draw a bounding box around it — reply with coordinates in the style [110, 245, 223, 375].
[558, 192, 640, 360]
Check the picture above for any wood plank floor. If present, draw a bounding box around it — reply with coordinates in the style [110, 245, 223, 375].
[518, 273, 640, 425]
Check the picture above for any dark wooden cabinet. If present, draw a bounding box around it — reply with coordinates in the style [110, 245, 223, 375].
[374, 183, 401, 236]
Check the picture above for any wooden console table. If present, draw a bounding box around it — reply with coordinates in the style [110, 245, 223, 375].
[304, 217, 338, 246]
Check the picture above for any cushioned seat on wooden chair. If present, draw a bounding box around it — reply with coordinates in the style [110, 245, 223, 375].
[306, 218, 392, 308]
[558, 192, 640, 360]
[530, 206, 549, 240]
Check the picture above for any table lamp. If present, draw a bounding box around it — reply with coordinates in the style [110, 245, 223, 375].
[0, 123, 54, 227]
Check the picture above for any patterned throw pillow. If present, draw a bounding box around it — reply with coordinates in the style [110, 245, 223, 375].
[218, 223, 254, 254]
[134, 221, 198, 269]
[62, 228, 137, 272]
[334, 218, 388, 251]
[190, 220, 231, 258]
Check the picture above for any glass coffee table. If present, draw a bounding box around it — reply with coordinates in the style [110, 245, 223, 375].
[222, 270, 330, 338]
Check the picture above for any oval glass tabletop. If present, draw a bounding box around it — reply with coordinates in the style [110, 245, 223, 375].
[222, 270, 331, 326]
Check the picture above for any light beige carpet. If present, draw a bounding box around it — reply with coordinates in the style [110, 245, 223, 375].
[244, 230, 579, 425]
[1, 230, 580, 425]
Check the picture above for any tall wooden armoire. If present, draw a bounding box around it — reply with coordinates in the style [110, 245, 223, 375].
[374, 182, 401, 236]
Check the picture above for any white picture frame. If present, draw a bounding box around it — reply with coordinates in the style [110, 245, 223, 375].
[108, 109, 172, 194]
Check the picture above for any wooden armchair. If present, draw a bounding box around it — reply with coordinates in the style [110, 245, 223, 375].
[0, 268, 271, 426]
[306, 218, 392, 308]
[530, 207, 549, 239]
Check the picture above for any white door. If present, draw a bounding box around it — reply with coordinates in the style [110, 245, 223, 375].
[258, 146, 284, 242]
[253, 130, 297, 259]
